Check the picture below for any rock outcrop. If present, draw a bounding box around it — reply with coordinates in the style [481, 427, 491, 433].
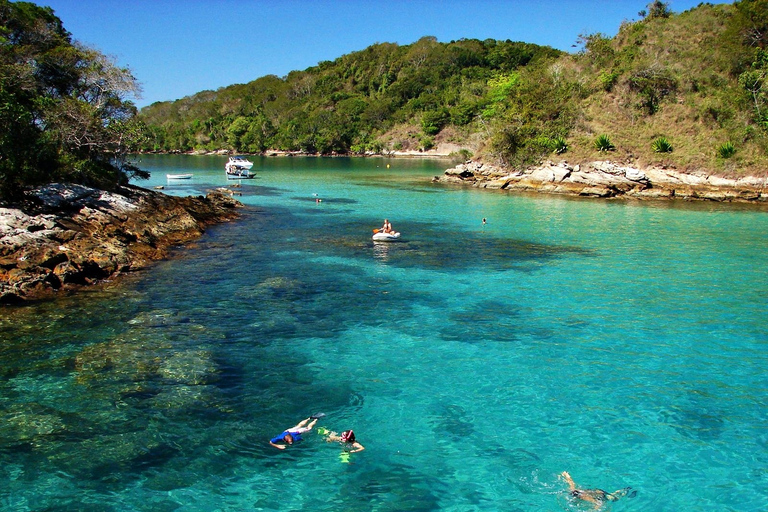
[435, 160, 768, 202]
[0, 184, 242, 303]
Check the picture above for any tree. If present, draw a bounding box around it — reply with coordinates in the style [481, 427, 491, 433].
[0, 0, 146, 199]
[643, 1, 672, 19]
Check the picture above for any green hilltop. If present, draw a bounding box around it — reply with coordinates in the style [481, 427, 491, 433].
[138, 1, 768, 178]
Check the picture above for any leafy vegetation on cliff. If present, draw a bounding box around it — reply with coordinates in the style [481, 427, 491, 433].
[0, 0, 146, 200]
[138, 1, 768, 177]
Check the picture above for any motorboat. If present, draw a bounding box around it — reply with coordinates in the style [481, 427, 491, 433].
[225, 163, 256, 180]
[228, 156, 254, 169]
[166, 173, 193, 180]
[372, 231, 401, 242]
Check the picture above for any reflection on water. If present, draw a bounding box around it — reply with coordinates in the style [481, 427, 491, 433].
[372, 240, 394, 262]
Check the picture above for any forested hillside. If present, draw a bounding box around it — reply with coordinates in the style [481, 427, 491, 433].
[138, 37, 561, 158]
[139, 1, 768, 177]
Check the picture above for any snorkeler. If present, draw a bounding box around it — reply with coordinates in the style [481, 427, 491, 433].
[318, 428, 365, 453]
[560, 471, 634, 509]
[269, 417, 318, 450]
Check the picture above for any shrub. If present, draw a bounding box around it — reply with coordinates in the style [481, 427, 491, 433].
[629, 67, 677, 115]
[717, 141, 736, 158]
[598, 71, 620, 92]
[449, 149, 473, 161]
[651, 136, 673, 153]
[419, 136, 435, 151]
[594, 134, 615, 151]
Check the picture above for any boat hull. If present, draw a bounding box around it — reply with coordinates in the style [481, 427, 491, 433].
[372, 232, 401, 242]
[166, 174, 193, 180]
[226, 171, 256, 180]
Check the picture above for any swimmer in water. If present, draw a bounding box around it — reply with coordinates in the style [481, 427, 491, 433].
[269, 417, 318, 450]
[321, 429, 365, 453]
[560, 471, 634, 509]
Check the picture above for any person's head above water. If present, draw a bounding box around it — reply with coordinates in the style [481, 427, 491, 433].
[340, 430, 355, 443]
[282, 433, 295, 444]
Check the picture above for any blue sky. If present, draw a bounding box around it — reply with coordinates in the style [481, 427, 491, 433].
[40, 0, 727, 108]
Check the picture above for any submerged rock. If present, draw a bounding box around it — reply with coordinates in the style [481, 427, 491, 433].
[0, 184, 242, 303]
[0, 403, 67, 442]
[157, 349, 219, 385]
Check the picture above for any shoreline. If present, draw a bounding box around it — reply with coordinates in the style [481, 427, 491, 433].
[0, 184, 242, 304]
[138, 143, 465, 160]
[434, 160, 768, 204]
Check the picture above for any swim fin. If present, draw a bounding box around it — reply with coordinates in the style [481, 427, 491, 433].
[310, 412, 326, 419]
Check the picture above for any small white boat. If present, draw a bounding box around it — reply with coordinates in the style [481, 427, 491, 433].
[228, 156, 254, 169]
[167, 173, 193, 180]
[225, 163, 256, 180]
[373, 231, 401, 242]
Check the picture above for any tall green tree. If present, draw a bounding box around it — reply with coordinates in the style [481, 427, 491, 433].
[0, 0, 147, 199]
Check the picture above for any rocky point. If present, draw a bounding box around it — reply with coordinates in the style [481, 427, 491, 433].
[0, 184, 242, 303]
[435, 160, 768, 202]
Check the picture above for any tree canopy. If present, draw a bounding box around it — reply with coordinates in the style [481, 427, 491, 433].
[0, 0, 146, 200]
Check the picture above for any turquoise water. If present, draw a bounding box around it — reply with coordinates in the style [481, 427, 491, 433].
[1, 154, 767, 511]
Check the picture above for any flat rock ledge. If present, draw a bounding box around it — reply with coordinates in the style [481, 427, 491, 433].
[0, 184, 242, 303]
[434, 160, 768, 202]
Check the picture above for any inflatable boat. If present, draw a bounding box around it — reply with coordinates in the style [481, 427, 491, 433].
[372, 231, 401, 242]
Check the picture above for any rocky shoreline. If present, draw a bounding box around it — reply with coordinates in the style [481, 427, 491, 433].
[435, 160, 768, 202]
[0, 184, 243, 304]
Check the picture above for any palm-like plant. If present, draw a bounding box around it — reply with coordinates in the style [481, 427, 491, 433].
[594, 134, 615, 151]
[651, 136, 673, 153]
[550, 136, 568, 154]
[717, 141, 736, 159]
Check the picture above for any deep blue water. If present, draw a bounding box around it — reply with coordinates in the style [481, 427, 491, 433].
[1, 155, 766, 511]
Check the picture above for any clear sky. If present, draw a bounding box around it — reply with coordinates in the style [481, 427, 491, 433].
[38, 0, 728, 108]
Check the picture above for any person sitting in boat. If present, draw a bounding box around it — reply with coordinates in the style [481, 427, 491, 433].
[381, 219, 393, 234]
[269, 417, 318, 450]
[318, 428, 365, 453]
[560, 471, 634, 509]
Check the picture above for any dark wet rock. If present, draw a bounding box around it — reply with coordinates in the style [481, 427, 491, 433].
[0, 183, 242, 303]
[436, 160, 768, 202]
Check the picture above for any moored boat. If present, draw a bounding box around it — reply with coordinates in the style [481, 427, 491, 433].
[225, 162, 256, 179]
[228, 156, 253, 169]
[166, 173, 193, 180]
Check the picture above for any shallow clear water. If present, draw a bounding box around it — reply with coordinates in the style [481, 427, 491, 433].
[1, 155, 767, 511]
